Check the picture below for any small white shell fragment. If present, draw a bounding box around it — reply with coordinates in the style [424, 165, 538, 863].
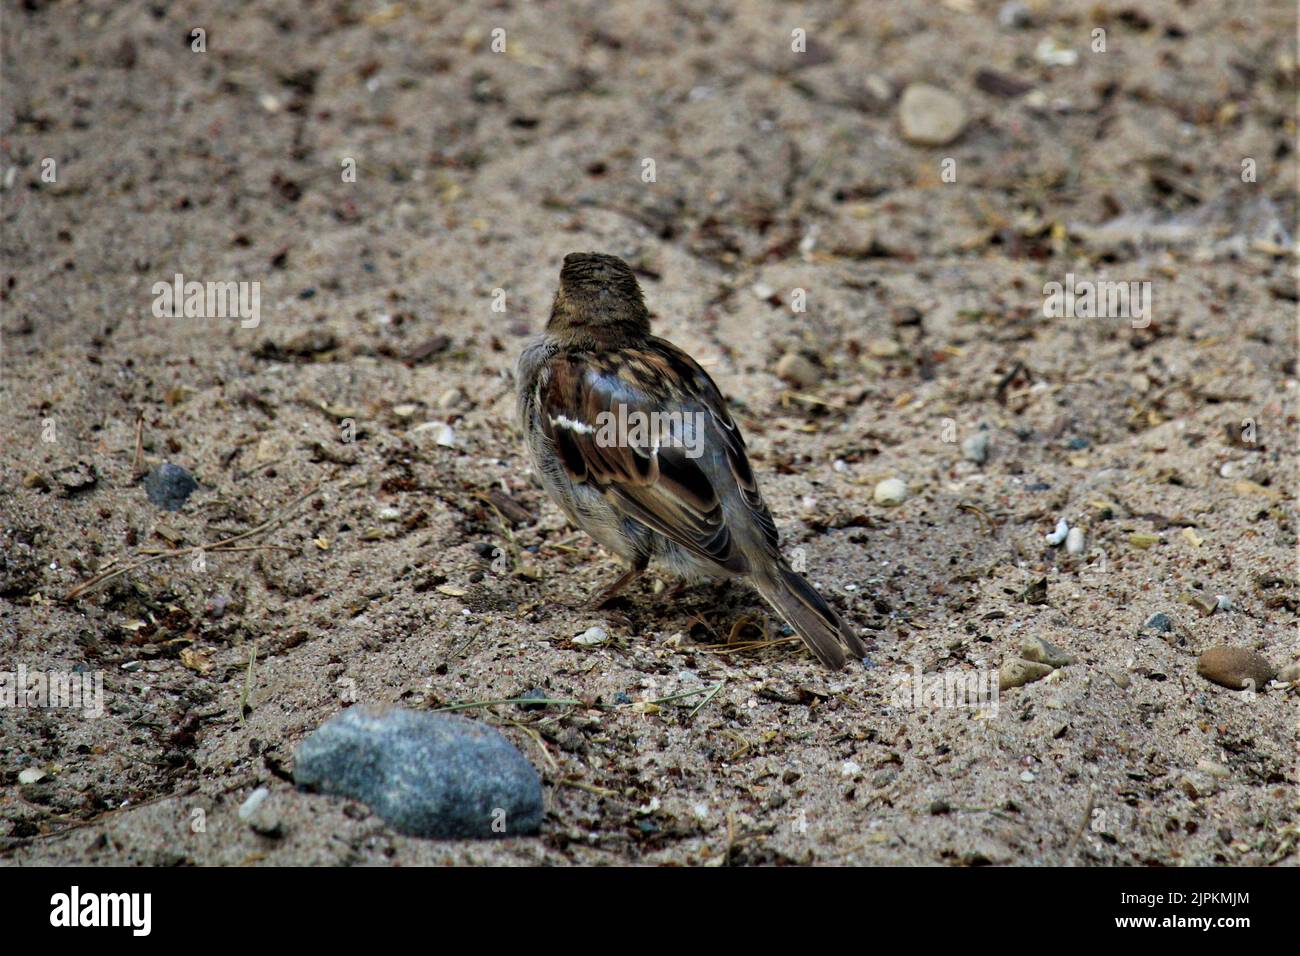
[841, 760, 862, 777]
[18, 768, 46, 785]
[1045, 518, 1069, 546]
[573, 626, 609, 647]
[1019, 770, 1036, 782]
[1065, 526, 1086, 555]
[238, 787, 270, 821]
[378, 506, 401, 521]
[873, 478, 908, 506]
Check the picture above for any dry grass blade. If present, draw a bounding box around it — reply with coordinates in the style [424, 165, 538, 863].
[63, 481, 323, 600]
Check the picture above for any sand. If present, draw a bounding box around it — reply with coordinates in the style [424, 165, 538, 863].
[1, 0, 1296, 865]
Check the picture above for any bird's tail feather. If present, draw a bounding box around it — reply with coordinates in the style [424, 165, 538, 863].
[753, 562, 867, 670]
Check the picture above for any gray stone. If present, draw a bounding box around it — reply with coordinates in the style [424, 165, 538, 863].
[144, 462, 198, 511]
[998, 2, 1033, 29]
[294, 707, 543, 839]
[962, 431, 990, 464]
[1143, 612, 1174, 633]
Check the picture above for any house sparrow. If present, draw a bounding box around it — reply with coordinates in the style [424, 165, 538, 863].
[516, 252, 866, 670]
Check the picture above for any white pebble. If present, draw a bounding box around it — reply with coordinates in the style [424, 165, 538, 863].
[1045, 518, 1069, 546]
[573, 626, 609, 647]
[413, 421, 455, 446]
[238, 787, 270, 821]
[841, 761, 862, 777]
[873, 478, 908, 507]
[998, 1, 1032, 29]
[1216, 595, 1233, 612]
[1019, 770, 1036, 782]
[961, 431, 990, 464]
[18, 768, 46, 785]
[1065, 526, 1086, 555]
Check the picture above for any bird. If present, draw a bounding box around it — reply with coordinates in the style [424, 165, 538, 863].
[516, 252, 867, 670]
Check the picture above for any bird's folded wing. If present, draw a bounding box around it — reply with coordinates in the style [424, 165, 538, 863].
[537, 341, 779, 572]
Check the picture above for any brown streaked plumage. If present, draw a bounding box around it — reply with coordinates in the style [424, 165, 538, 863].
[516, 252, 866, 669]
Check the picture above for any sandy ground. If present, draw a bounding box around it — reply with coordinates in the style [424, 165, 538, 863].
[1, 0, 1297, 866]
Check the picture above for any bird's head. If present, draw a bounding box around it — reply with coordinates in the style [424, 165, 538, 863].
[547, 252, 650, 345]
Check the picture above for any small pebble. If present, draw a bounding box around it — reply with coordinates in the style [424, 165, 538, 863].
[840, 760, 862, 777]
[1276, 663, 1300, 684]
[377, 506, 401, 521]
[1019, 770, 1036, 783]
[864, 73, 893, 102]
[238, 786, 281, 835]
[961, 431, 990, 464]
[1143, 612, 1174, 633]
[144, 462, 198, 511]
[898, 83, 968, 146]
[573, 626, 609, 647]
[1106, 667, 1132, 690]
[516, 687, 550, 712]
[1020, 636, 1074, 668]
[999, 659, 1054, 690]
[873, 477, 908, 507]
[774, 352, 820, 389]
[1065, 526, 1086, 555]
[997, 1, 1032, 29]
[18, 768, 46, 785]
[1196, 646, 1276, 691]
[1186, 592, 1218, 617]
[1215, 594, 1233, 612]
[866, 338, 901, 359]
[1045, 518, 1069, 546]
[53, 461, 99, 497]
[1035, 37, 1079, 67]
[238, 787, 269, 821]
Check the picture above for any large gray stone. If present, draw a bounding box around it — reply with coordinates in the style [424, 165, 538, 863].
[294, 707, 543, 839]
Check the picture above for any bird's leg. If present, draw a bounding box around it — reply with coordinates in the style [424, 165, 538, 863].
[588, 556, 649, 609]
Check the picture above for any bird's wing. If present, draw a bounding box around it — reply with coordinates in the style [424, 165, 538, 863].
[536, 337, 779, 573]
